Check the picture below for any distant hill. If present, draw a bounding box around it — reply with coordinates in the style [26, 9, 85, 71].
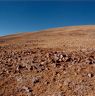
[0, 25, 95, 51]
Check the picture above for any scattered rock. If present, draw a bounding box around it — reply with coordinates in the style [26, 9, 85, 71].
[32, 76, 40, 85]
[1, 48, 95, 96]
[88, 73, 94, 78]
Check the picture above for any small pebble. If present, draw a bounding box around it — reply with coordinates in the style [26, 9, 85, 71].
[88, 73, 93, 77]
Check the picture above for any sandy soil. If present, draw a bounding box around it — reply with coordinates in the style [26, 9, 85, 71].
[0, 25, 95, 96]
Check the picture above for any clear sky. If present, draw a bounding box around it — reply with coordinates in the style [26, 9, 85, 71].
[0, 1, 95, 36]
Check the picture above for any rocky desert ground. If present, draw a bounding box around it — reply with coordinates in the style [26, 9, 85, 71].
[0, 25, 95, 96]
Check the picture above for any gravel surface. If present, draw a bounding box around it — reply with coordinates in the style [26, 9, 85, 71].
[0, 47, 95, 96]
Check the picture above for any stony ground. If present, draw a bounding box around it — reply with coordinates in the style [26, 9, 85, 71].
[0, 26, 95, 96]
[0, 47, 95, 96]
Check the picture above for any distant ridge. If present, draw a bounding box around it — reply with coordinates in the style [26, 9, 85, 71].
[0, 25, 95, 51]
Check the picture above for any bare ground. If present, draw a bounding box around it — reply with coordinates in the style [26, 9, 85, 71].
[0, 26, 95, 96]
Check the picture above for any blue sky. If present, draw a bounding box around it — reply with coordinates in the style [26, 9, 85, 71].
[0, 1, 95, 36]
